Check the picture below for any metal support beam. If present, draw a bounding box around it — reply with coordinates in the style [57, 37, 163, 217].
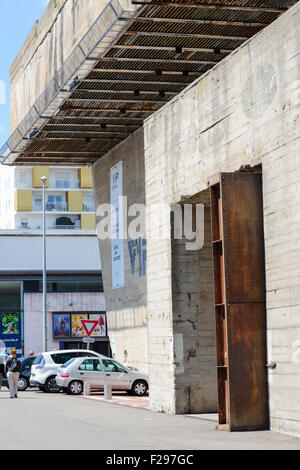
[132, 16, 268, 28]
[22, 151, 106, 156]
[111, 44, 234, 54]
[44, 122, 139, 128]
[131, 1, 287, 13]
[123, 30, 249, 41]
[73, 89, 177, 95]
[33, 137, 124, 141]
[40, 130, 131, 136]
[81, 77, 192, 86]
[103, 56, 219, 64]
[92, 67, 200, 76]
[66, 98, 169, 104]
[62, 106, 157, 113]
[46, 115, 144, 121]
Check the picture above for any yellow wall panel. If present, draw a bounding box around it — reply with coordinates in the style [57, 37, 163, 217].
[15, 190, 32, 211]
[81, 214, 96, 230]
[79, 167, 93, 188]
[67, 191, 83, 212]
[32, 167, 49, 188]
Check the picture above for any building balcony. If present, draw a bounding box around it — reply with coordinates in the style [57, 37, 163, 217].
[55, 179, 80, 189]
[18, 224, 82, 231]
[32, 202, 68, 212]
[52, 224, 81, 230]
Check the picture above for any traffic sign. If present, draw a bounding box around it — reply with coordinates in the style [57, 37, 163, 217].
[81, 319, 99, 337]
[83, 337, 95, 344]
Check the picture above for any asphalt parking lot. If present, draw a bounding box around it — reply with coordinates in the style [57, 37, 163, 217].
[1, 388, 300, 450]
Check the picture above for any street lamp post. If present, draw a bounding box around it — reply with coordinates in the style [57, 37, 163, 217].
[41, 176, 48, 352]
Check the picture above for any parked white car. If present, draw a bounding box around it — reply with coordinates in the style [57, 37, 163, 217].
[56, 356, 149, 396]
[30, 350, 106, 393]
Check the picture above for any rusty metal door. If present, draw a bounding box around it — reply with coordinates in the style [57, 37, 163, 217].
[210, 172, 268, 431]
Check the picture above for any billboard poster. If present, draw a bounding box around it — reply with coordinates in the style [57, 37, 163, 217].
[90, 313, 106, 337]
[53, 314, 71, 338]
[71, 314, 88, 337]
[0, 313, 22, 356]
[1, 313, 19, 335]
[52, 312, 107, 339]
[110, 161, 125, 290]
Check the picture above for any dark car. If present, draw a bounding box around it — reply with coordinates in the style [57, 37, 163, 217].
[2, 356, 36, 391]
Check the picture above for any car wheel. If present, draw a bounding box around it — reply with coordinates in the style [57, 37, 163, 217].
[17, 377, 29, 392]
[68, 380, 83, 395]
[131, 380, 148, 397]
[45, 376, 60, 393]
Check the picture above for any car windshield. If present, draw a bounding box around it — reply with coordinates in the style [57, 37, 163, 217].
[51, 352, 79, 364]
[61, 358, 76, 369]
[20, 356, 36, 364]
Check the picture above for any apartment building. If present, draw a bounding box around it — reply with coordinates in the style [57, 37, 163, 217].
[0, 230, 108, 356]
[0, 166, 96, 231]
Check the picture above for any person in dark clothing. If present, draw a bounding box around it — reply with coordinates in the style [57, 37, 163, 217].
[0, 348, 9, 390]
[5, 350, 21, 398]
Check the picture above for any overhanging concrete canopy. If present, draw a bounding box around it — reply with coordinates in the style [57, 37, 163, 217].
[0, 0, 295, 167]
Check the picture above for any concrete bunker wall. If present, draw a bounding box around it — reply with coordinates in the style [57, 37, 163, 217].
[144, 2, 300, 436]
[92, 128, 148, 373]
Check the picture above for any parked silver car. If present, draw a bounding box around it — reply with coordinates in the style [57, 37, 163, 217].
[30, 350, 106, 393]
[56, 356, 149, 396]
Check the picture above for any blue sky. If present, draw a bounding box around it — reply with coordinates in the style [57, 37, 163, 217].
[0, 0, 48, 145]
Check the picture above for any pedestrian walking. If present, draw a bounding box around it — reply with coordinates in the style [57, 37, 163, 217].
[0, 348, 9, 391]
[5, 350, 21, 399]
[0, 348, 9, 362]
[28, 350, 35, 357]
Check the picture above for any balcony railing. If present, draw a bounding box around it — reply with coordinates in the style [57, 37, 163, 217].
[15, 181, 32, 189]
[55, 179, 80, 189]
[32, 202, 68, 212]
[18, 224, 81, 230]
[52, 224, 81, 230]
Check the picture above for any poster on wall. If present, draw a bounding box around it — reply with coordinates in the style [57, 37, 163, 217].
[53, 314, 71, 338]
[110, 161, 125, 290]
[90, 313, 107, 337]
[71, 314, 88, 337]
[0, 313, 22, 356]
[1, 313, 19, 335]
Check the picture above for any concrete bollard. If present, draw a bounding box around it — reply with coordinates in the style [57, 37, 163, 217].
[84, 382, 91, 396]
[104, 384, 112, 400]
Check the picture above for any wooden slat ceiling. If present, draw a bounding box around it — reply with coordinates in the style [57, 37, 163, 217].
[15, 0, 296, 166]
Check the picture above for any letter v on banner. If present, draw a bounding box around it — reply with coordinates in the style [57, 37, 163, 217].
[81, 320, 99, 337]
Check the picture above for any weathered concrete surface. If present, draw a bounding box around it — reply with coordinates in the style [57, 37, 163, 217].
[10, 0, 138, 132]
[92, 129, 148, 373]
[144, 1, 300, 435]
[172, 203, 217, 414]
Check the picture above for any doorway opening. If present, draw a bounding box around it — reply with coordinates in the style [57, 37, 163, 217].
[172, 169, 268, 431]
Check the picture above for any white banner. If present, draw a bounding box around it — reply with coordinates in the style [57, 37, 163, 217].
[110, 161, 125, 290]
